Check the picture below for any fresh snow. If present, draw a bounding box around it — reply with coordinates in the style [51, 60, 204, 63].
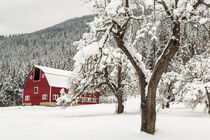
[73, 42, 100, 65]
[34, 65, 74, 77]
[73, 25, 111, 66]
[44, 74, 71, 89]
[199, 18, 209, 25]
[106, 0, 124, 17]
[0, 98, 210, 140]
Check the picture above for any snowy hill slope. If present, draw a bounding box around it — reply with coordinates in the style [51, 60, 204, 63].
[0, 102, 210, 140]
[0, 15, 94, 71]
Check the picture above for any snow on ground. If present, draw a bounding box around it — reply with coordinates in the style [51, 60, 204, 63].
[0, 98, 210, 140]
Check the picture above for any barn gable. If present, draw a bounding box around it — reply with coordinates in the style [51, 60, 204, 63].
[33, 65, 74, 89]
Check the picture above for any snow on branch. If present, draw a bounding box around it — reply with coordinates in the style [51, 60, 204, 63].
[73, 25, 112, 66]
[125, 45, 151, 82]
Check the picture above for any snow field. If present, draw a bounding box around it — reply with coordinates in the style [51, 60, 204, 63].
[0, 100, 210, 140]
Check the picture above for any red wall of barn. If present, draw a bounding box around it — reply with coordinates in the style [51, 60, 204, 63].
[77, 92, 100, 104]
[50, 89, 100, 104]
[23, 70, 50, 105]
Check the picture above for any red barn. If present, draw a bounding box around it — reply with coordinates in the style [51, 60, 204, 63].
[23, 65, 100, 106]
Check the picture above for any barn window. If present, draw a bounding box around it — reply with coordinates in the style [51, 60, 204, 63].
[25, 96, 30, 101]
[42, 94, 48, 100]
[92, 98, 96, 103]
[81, 97, 85, 102]
[87, 98, 91, 102]
[34, 68, 40, 81]
[34, 87, 38, 94]
[53, 94, 58, 100]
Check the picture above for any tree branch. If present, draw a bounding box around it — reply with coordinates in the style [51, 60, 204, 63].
[104, 66, 117, 93]
[148, 22, 180, 102]
[112, 32, 147, 103]
[193, 0, 210, 9]
[157, 0, 173, 21]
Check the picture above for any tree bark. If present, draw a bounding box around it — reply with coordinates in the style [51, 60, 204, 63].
[116, 95, 124, 114]
[206, 88, 210, 114]
[104, 66, 125, 114]
[141, 22, 180, 134]
[166, 96, 170, 108]
[166, 81, 175, 108]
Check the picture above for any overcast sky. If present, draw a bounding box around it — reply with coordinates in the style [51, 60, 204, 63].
[0, 0, 92, 35]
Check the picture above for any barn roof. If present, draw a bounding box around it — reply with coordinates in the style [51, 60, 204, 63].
[34, 65, 74, 89]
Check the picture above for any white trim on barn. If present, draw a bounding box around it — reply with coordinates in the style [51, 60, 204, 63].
[53, 94, 59, 100]
[25, 95, 30, 101]
[34, 87, 38, 94]
[50, 86, 52, 103]
[42, 94, 48, 100]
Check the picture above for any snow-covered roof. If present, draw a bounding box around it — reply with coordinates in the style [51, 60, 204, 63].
[34, 65, 74, 89]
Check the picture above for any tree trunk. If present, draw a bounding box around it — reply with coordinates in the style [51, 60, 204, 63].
[141, 86, 156, 134]
[116, 95, 124, 114]
[206, 88, 210, 114]
[166, 100, 170, 108]
[141, 22, 180, 134]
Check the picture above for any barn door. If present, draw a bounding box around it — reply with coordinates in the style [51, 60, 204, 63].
[31, 96, 41, 105]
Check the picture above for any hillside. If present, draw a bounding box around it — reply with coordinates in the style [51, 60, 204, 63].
[0, 15, 94, 70]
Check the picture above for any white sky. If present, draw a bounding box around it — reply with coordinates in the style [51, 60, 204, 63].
[0, 0, 92, 35]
